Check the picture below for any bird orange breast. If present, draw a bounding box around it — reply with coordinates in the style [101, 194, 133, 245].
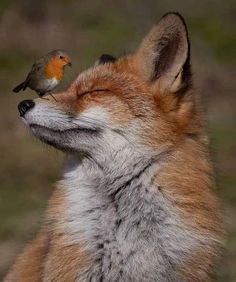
[45, 58, 64, 80]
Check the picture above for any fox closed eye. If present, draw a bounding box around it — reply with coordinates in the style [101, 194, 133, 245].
[77, 88, 111, 99]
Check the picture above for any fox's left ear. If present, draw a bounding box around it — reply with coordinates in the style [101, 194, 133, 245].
[94, 54, 116, 66]
[135, 13, 191, 93]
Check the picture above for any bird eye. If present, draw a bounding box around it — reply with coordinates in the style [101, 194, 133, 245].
[59, 55, 64, 59]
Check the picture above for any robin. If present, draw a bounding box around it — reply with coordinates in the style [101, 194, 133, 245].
[13, 50, 72, 97]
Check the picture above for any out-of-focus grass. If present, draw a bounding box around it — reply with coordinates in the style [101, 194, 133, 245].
[219, 175, 236, 205]
[209, 125, 236, 282]
[0, 52, 34, 72]
[0, 184, 46, 240]
[190, 17, 236, 66]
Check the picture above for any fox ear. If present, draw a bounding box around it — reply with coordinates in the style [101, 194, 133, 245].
[94, 54, 116, 66]
[136, 13, 191, 93]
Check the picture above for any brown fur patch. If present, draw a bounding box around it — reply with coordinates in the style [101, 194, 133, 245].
[4, 231, 48, 282]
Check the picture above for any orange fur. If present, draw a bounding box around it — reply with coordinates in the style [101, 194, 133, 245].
[5, 232, 48, 282]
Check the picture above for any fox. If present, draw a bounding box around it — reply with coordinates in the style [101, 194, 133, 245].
[5, 12, 224, 282]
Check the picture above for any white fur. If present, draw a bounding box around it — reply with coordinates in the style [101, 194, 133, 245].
[23, 101, 110, 131]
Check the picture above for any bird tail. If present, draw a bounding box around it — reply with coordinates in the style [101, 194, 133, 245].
[13, 81, 27, 93]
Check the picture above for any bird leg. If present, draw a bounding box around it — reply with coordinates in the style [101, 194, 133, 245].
[39, 92, 57, 101]
[49, 93, 57, 101]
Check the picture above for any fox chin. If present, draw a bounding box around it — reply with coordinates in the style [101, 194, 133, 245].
[5, 13, 224, 282]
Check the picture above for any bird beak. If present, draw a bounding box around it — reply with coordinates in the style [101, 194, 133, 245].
[68, 62, 72, 67]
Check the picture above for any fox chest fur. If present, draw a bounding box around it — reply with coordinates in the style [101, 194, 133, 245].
[46, 150, 216, 282]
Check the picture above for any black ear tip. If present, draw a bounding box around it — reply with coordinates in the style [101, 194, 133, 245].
[161, 12, 190, 51]
[162, 12, 184, 19]
[161, 12, 187, 28]
[98, 54, 116, 65]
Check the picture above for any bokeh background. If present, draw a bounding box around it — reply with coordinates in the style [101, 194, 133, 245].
[0, 0, 235, 280]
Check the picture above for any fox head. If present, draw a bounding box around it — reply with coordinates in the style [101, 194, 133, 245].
[19, 13, 204, 170]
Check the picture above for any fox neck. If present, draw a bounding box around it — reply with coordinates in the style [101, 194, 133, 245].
[58, 151, 205, 281]
[61, 151, 161, 243]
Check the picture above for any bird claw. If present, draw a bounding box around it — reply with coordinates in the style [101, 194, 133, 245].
[40, 93, 57, 101]
[49, 93, 57, 102]
[40, 97, 49, 100]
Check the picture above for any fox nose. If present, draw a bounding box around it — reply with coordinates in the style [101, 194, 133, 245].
[18, 100, 35, 117]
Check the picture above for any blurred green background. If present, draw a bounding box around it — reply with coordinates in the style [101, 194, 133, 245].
[0, 0, 235, 280]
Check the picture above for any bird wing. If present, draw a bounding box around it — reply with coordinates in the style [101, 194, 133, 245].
[23, 61, 44, 90]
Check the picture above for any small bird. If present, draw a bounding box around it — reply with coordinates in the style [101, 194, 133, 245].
[13, 50, 72, 97]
